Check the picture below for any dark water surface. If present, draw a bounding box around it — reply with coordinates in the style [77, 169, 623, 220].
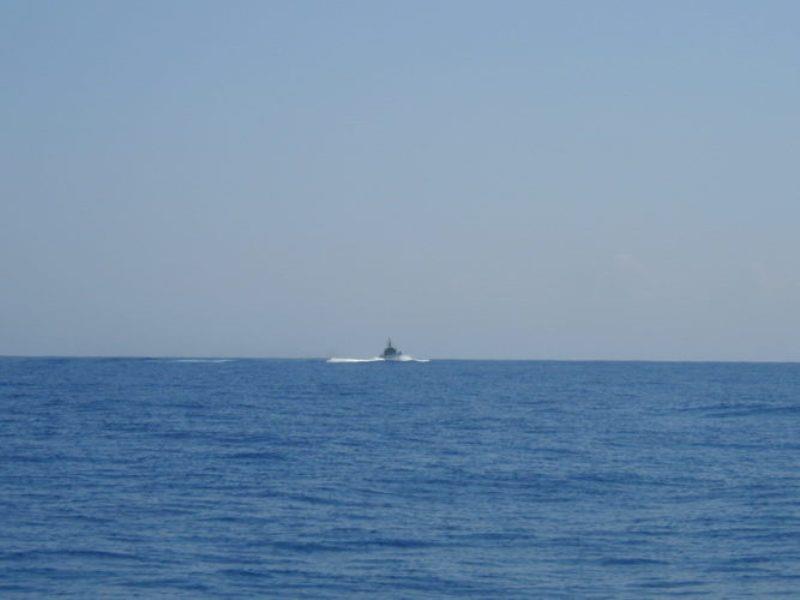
[1, 358, 799, 597]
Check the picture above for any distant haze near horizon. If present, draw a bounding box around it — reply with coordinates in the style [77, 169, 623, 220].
[3, 1, 800, 361]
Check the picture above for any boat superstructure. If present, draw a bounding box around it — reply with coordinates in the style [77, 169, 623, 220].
[381, 338, 403, 360]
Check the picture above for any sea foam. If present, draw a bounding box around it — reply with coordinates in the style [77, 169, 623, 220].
[327, 356, 429, 363]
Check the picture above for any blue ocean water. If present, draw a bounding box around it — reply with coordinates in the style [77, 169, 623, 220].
[1, 358, 799, 598]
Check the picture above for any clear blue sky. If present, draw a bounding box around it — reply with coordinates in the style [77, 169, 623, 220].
[2, 1, 799, 360]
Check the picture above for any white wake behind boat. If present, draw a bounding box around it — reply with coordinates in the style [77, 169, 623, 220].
[326, 339, 428, 363]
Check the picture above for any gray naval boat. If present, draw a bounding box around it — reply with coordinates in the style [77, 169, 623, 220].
[380, 338, 403, 360]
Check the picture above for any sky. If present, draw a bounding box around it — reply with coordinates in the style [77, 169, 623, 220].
[2, 0, 800, 360]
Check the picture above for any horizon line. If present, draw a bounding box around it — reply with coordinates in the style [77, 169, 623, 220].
[1, 354, 799, 365]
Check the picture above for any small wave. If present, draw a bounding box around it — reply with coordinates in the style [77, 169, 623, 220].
[0, 549, 144, 563]
[270, 540, 348, 553]
[222, 451, 287, 461]
[599, 557, 669, 567]
[218, 568, 274, 580]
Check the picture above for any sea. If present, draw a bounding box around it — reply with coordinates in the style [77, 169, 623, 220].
[1, 357, 799, 598]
